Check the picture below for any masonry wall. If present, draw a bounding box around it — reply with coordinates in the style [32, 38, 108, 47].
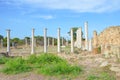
[94, 26, 120, 56]
[97, 26, 120, 46]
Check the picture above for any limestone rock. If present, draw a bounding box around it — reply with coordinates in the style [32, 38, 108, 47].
[100, 61, 109, 67]
[110, 67, 120, 72]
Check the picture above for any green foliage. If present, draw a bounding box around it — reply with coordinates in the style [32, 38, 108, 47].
[12, 38, 24, 45]
[37, 62, 81, 76]
[27, 54, 67, 64]
[0, 57, 8, 64]
[68, 27, 84, 41]
[35, 54, 82, 76]
[0, 35, 3, 39]
[1, 53, 82, 76]
[86, 72, 116, 80]
[2, 57, 32, 74]
[98, 46, 101, 53]
[87, 75, 99, 80]
[68, 27, 78, 41]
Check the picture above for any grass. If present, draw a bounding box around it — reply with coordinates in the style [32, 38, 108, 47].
[0, 56, 8, 64]
[86, 72, 116, 80]
[2, 57, 32, 74]
[0, 53, 82, 77]
[27, 54, 82, 76]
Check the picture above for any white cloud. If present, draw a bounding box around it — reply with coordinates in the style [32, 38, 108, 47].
[31, 15, 54, 19]
[2, 0, 120, 13]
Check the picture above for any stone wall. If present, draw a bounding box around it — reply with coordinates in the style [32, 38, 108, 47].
[94, 26, 120, 57]
[97, 26, 120, 46]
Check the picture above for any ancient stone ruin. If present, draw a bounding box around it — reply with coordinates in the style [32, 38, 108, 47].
[93, 26, 120, 58]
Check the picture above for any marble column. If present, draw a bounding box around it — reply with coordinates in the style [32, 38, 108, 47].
[76, 27, 82, 48]
[71, 28, 74, 53]
[57, 28, 61, 53]
[85, 21, 89, 50]
[12, 42, 14, 48]
[6, 29, 10, 55]
[44, 28, 47, 53]
[89, 39, 92, 51]
[31, 28, 35, 54]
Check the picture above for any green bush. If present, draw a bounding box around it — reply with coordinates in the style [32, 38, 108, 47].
[35, 54, 82, 76]
[0, 57, 8, 64]
[1, 53, 82, 76]
[37, 62, 81, 76]
[2, 57, 32, 74]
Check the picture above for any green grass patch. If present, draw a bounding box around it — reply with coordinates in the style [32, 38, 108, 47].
[29, 54, 82, 76]
[0, 57, 8, 64]
[0, 53, 82, 77]
[86, 72, 116, 80]
[37, 61, 81, 76]
[2, 57, 32, 74]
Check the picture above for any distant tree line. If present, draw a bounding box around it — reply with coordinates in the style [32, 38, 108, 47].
[0, 35, 67, 47]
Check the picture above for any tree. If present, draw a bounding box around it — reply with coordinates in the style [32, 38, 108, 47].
[68, 27, 84, 41]
[0, 35, 3, 39]
[68, 27, 78, 41]
[12, 38, 20, 43]
[12, 38, 24, 46]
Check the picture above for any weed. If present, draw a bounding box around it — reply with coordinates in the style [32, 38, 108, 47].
[2, 57, 32, 74]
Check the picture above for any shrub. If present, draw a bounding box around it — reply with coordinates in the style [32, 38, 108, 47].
[0, 57, 8, 64]
[35, 54, 82, 76]
[2, 57, 32, 74]
[1, 53, 82, 76]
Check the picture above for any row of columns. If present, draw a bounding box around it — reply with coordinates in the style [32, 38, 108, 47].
[75, 21, 92, 51]
[5, 28, 74, 55]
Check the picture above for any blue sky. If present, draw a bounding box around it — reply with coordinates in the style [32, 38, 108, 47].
[0, 0, 120, 39]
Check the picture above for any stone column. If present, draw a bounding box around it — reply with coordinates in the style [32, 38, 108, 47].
[66, 40, 68, 46]
[44, 28, 47, 53]
[89, 39, 92, 51]
[6, 29, 10, 55]
[12, 42, 14, 48]
[57, 28, 61, 53]
[31, 28, 35, 54]
[76, 27, 82, 48]
[52, 38, 54, 46]
[85, 21, 88, 50]
[71, 28, 74, 53]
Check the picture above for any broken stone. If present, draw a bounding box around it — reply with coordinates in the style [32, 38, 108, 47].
[100, 61, 109, 67]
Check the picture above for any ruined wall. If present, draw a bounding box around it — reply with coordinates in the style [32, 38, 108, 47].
[97, 26, 120, 46]
[93, 26, 120, 57]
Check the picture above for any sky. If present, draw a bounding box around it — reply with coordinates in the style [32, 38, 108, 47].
[0, 0, 120, 39]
